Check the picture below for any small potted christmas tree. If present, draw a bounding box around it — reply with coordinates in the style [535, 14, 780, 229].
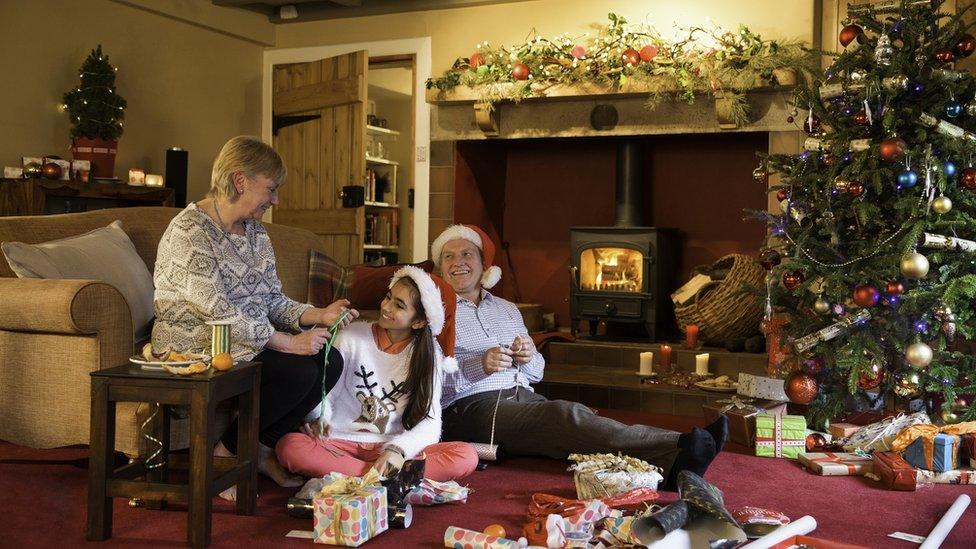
[63, 45, 126, 178]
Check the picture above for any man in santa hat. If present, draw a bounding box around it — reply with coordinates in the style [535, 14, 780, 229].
[431, 224, 728, 490]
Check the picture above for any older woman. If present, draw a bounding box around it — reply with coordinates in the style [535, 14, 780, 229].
[152, 136, 358, 491]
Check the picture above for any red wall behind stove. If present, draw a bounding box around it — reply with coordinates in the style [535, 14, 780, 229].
[453, 133, 768, 328]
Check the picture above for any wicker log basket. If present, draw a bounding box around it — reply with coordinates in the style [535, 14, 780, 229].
[674, 254, 765, 345]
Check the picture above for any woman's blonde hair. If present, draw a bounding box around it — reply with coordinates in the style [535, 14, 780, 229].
[209, 136, 286, 199]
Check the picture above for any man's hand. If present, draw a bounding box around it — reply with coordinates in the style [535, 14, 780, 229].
[482, 346, 514, 374]
[511, 335, 536, 365]
[290, 327, 332, 355]
[300, 421, 329, 439]
[373, 448, 405, 478]
[318, 299, 359, 329]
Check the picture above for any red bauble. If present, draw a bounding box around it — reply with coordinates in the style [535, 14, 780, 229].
[783, 271, 805, 290]
[857, 365, 885, 390]
[469, 53, 484, 68]
[848, 182, 865, 197]
[879, 137, 908, 162]
[511, 62, 530, 80]
[886, 281, 904, 296]
[954, 34, 976, 57]
[961, 167, 976, 190]
[839, 25, 864, 47]
[853, 110, 870, 125]
[803, 115, 822, 134]
[853, 284, 880, 307]
[639, 45, 659, 62]
[822, 154, 835, 167]
[806, 432, 828, 451]
[786, 371, 819, 405]
[759, 248, 782, 270]
[776, 189, 789, 201]
[934, 49, 955, 63]
[622, 48, 641, 65]
[41, 162, 62, 180]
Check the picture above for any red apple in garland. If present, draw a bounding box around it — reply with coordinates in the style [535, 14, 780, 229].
[622, 48, 641, 66]
[469, 53, 484, 68]
[639, 45, 659, 62]
[511, 62, 530, 80]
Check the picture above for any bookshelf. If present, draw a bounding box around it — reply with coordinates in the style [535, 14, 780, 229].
[364, 124, 402, 264]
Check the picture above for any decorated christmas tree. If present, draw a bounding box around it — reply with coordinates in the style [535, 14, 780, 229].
[62, 45, 126, 141]
[758, 0, 976, 428]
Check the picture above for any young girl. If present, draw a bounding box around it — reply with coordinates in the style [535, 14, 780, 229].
[276, 266, 478, 481]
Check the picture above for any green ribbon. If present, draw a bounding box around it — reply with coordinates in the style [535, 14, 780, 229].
[318, 309, 351, 434]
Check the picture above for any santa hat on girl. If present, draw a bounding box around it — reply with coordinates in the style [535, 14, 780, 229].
[429, 224, 502, 289]
[389, 266, 457, 373]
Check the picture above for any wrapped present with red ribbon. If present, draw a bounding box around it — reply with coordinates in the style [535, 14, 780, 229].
[797, 452, 873, 476]
[755, 413, 806, 459]
[703, 396, 788, 447]
[872, 451, 917, 491]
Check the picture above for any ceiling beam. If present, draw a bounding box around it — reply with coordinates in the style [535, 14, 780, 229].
[270, 0, 535, 23]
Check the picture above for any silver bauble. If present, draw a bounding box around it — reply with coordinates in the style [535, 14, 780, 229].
[875, 34, 894, 66]
[850, 69, 867, 83]
[967, 99, 976, 117]
[900, 252, 930, 279]
[906, 341, 934, 370]
[753, 166, 767, 183]
[882, 74, 909, 91]
[932, 195, 953, 214]
[813, 297, 831, 314]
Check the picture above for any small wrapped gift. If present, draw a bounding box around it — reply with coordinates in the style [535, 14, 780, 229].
[872, 451, 917, 491]
[903, 433, 958, 472]
[568, 452, 662, 499]
[840, 411, 930, 453]
[916, 467, 976, 486]
[702, 396, 788, 446]
[755, 413, 806, 459]
[798, 452, 873, 476]
[313, 470, 389, 546]
[828, 422, 860, 439]
[737, 373, 789, 401]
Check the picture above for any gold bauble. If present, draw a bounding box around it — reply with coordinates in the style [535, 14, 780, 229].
[753, 167, 767, 183]
[942, 410, 959, 423]
[900, 252, 929, 279]
[932, 195, 953, 214]
[832, 177, 851, 192]
[813, 297, 831, 314]
[893, 372, 921, 397]
[906, 342, 933, 370]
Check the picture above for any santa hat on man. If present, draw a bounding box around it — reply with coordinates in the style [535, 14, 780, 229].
[429, 224, 502, 289]
[388, 266, 458, 373]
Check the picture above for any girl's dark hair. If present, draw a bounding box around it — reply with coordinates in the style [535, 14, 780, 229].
[396, 277, 436, 430]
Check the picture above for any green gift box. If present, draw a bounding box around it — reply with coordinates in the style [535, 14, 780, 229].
[755, 413, 807, 459]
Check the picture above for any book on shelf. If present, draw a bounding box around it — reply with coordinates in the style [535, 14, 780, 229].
[364, 209, 399, 247]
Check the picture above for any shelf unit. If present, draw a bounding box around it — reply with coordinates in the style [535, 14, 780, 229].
[364, 124, 403, 264]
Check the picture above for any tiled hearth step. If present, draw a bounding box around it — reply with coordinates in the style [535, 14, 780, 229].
[537, 341, 768, 417]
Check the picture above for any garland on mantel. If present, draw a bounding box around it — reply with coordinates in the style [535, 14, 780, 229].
[426, 13, 816, 126]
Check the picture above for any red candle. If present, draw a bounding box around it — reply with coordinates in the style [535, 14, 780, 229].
[659, 344, 672, 369]
[685, 324, 699, 349]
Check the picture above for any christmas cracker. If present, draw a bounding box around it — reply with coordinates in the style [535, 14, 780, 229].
[794, 309, 871, 353]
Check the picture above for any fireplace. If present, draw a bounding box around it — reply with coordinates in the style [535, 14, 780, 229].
[569, 140, 679, 340]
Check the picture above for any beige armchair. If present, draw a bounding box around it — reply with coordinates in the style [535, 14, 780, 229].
[0, 207, 328, 456]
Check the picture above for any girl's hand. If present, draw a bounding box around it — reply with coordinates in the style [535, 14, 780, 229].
[318, 299, 359, 329]
[373, 448, 405, 478]
[512, 335, 536, 364]
[301, 421, 329, 439]
[291, 327, 332, 355]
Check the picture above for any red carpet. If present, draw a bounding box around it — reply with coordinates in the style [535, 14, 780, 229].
[2, 411, 975, 548]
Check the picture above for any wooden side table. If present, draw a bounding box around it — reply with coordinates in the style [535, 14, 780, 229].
[87, 361, 261, 548]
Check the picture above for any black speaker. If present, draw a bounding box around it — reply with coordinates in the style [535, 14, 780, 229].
[165, 148, 188, 207]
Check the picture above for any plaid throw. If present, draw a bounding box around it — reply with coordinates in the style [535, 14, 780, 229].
[307, 250, 351, 307]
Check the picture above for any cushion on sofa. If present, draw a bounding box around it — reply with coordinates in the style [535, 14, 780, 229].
[306, 249, 435, 310]
[1, 220, 154, 340]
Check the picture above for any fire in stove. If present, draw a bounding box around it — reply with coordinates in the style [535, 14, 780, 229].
[580, 247, 644, 293]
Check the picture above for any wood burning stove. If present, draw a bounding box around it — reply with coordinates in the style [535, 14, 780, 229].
[568, 140, 679, 341]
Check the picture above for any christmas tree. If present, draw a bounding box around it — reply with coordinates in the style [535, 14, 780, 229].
[758, 0, 976, 428]
[62, 45, 126, 141]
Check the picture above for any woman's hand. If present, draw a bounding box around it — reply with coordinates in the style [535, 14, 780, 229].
[300, 421, 329, 439]
[317, 299, 360, 329]
[373, 448, 405, 478]
[290, 327, 332, 355]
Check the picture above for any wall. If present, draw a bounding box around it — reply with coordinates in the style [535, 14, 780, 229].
[0, 0, 272, 204]
[275, 0, 817, 77]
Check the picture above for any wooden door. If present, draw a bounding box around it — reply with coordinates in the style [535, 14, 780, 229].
[272, 50, 367, 266]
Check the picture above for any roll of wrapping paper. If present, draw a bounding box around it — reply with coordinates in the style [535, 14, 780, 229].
[739, 515, 817, 548]
[918, 494, 971, 549]
[444, 526, 526, 549]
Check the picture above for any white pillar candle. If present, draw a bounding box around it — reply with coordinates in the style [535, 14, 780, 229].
[145, 173, 164, 187]
[639, 352, 654, 375]
[695, 353, 710, 376]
